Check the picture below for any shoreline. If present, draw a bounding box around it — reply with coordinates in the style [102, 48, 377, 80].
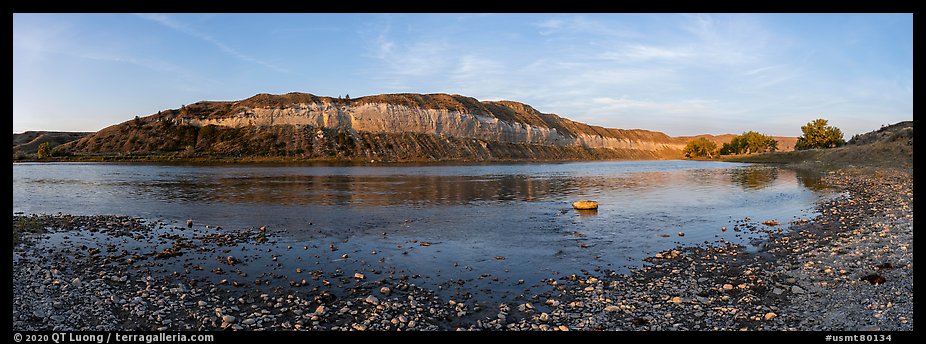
[12, 167, 912, 331]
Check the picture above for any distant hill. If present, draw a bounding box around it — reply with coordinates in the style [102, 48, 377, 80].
[13, 131, 91, 158]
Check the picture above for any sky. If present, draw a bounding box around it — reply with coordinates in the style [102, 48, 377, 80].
[13, 13, 912, 137]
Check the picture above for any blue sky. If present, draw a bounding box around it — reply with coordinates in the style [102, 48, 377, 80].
[13, 13, 912, 137]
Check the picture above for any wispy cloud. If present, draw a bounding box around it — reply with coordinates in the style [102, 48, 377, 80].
[534, 16, 639, 38]
[591, 97, 715, 114]
[742, 64, 787, 76]
[136, 13, 287, 73]
[599, 44, 693, 62]
[13, 24, 220, 90]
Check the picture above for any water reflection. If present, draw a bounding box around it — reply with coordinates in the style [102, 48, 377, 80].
[729, 167, 779, 190]
[13, 164, 813, 209]
[794, 169, 828, 191]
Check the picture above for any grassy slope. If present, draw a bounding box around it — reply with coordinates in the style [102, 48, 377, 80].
[726, 137, 913, 170]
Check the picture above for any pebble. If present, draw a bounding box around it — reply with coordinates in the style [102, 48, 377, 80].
[222, 315, 237, 324]
[604, 306, 620, 313]
[764, 312, 777, 321]
[365, 295, 380, 305]
[380, 287, 391, 296]
[722, 284, 734, 291]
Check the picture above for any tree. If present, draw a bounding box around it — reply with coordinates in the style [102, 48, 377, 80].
[37, 142, 52, 159]
[795, 118, 845, 150]
[683, 137, 718, 159]
[720, 131, 778, 155]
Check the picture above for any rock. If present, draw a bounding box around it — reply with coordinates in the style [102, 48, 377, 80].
[314, 305, 327, 315]
[70, 277, 82, 288]
[419, 242, 431, 247]
[222, 315, 237, 323]
[186, 219, 193, 228]
[226, 256, 237, 265]
[352, 324, 367, 331]
[242, 318, 256, 325]
[677, 232, 685, 237]
[380, 287, 391, 296]
[197, 301, 207, 307]
[722, 284, 734, 291]
[604, 305, 621, 313]
[669, 296, 682, 304]
[764, 312, 777, 321]
[861, 274, 887, 285]
[772, 288, 785, 295]
[572, 200, 598, 210]
[791, 286, 805, 294]
[785, 277, 797, 284]
[33, 309, 45, 318]
[539, 313, 550, 322]
[365, 295, 379, 305]
[354, 273, 365, 280]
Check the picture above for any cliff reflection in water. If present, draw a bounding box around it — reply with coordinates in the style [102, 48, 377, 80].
[132, 165, 802, 207]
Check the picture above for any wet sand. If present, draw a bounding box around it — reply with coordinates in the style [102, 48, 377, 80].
[11, 167, 913, 331]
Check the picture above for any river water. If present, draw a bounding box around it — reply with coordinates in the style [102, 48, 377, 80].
[12, 160, 829, 303]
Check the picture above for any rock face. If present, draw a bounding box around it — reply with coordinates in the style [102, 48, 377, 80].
[65, 92, 696, 161]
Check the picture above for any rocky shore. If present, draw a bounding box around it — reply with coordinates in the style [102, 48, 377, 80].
[12, 168, 912, 331]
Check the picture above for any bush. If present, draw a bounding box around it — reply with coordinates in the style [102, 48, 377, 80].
[796, 118, 845, 150]
[720, 131, 778, 155]
[683, 137, 718, 158]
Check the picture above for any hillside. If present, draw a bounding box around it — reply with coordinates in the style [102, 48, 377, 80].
[727, 121, 913, 169]
[61, 92, 697, 161]
[12, 131, 91, 158]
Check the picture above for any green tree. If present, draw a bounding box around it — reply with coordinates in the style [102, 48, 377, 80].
[37, 142, 52, 159]
[720, 131, 778, 155]
[795, 118, 845, 150]
[683, 137, 718, 159]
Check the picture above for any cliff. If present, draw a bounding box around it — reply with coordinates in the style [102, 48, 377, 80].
[62, 92, 775, 162]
